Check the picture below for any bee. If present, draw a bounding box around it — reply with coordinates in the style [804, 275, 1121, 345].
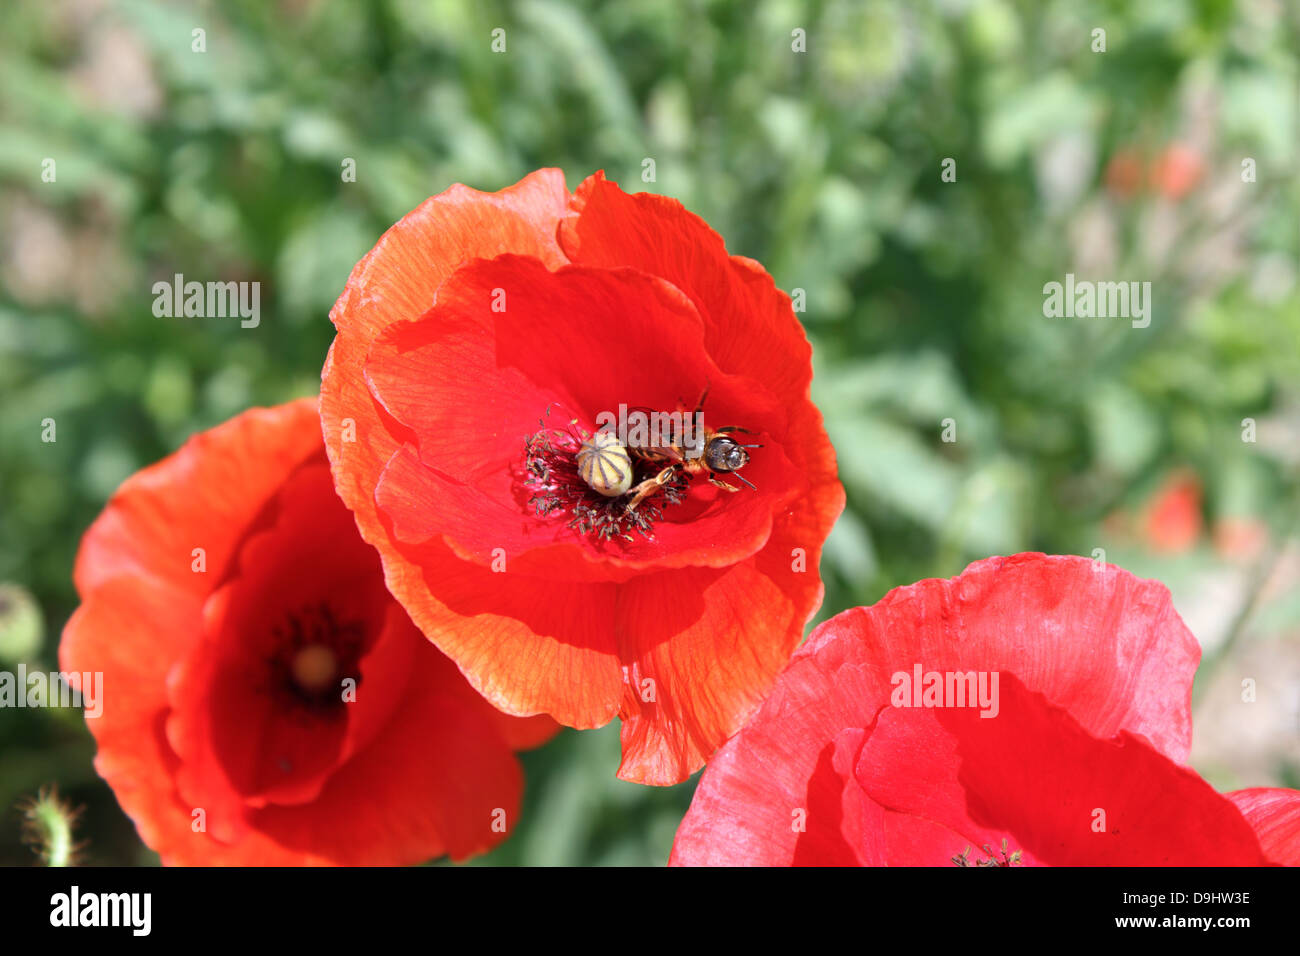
[622, 387, 761, 514]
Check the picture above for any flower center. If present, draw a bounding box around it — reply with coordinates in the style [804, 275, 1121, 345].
[522, 415, 688, 542]
[290, 644, 339, 694]
[270, 602, 365, 710]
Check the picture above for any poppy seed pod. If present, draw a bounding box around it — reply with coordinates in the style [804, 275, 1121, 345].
[576, 431, 633, 497]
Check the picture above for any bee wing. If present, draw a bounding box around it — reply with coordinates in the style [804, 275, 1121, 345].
[622, 405, 687, 460]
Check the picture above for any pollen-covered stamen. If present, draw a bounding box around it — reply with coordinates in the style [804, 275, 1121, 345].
[269, 602, 365, 710]
[523, 418, 687, 542]
[951, 839, 1023, 867]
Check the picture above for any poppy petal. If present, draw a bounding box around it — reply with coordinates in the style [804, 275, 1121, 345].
[360, 535, 623, 729]
[321, 170, 571, 573]
[615, 557, 820, 785]
[856, 675, 1267, 866]
[1226, 788, 1300, 866]
[74, 400, 323, 597]
[804, 553, 1200, 763]
[669, 654, 878, 864]
[560, 172, 813, 406]
[789, 728, 872, 866]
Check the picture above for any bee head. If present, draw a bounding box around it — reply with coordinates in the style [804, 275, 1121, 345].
[704, 436, 750, 472]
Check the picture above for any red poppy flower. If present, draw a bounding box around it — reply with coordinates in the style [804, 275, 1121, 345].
[1150, 143, 1204, 201]
[60, 399, 555, 865]
[321, 170, 843, 784]
[670, 553, 1300, 865]
[1142, 469, 1203, 554]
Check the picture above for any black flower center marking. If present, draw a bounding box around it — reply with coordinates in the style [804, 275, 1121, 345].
[268, 602, 365, 712]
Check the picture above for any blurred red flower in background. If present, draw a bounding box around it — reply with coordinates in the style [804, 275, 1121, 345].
[61, 399, 554, 865]
[1142, 469, 1203, 554]
[1101, 469, 1205, 555]
[1150, 143, 1204, 200]
[321, 169, 843, 784]
[670, 554, 1300, 866]
[1104, 143, 1204, 202]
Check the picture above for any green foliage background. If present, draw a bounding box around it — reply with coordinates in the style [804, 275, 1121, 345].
[1, 0, 1297, 865]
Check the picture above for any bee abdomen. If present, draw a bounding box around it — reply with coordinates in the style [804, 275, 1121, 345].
[576, 431, 633, 497]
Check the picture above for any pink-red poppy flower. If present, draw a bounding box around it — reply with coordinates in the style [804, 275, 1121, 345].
[670, 553, 1300, 865]
[61, 399, 555, 865]
[320, 170, 843, 784]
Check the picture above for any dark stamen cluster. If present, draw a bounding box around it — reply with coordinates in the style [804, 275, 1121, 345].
[268, 601, 366, 712]
[523, 423, 687, 542]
